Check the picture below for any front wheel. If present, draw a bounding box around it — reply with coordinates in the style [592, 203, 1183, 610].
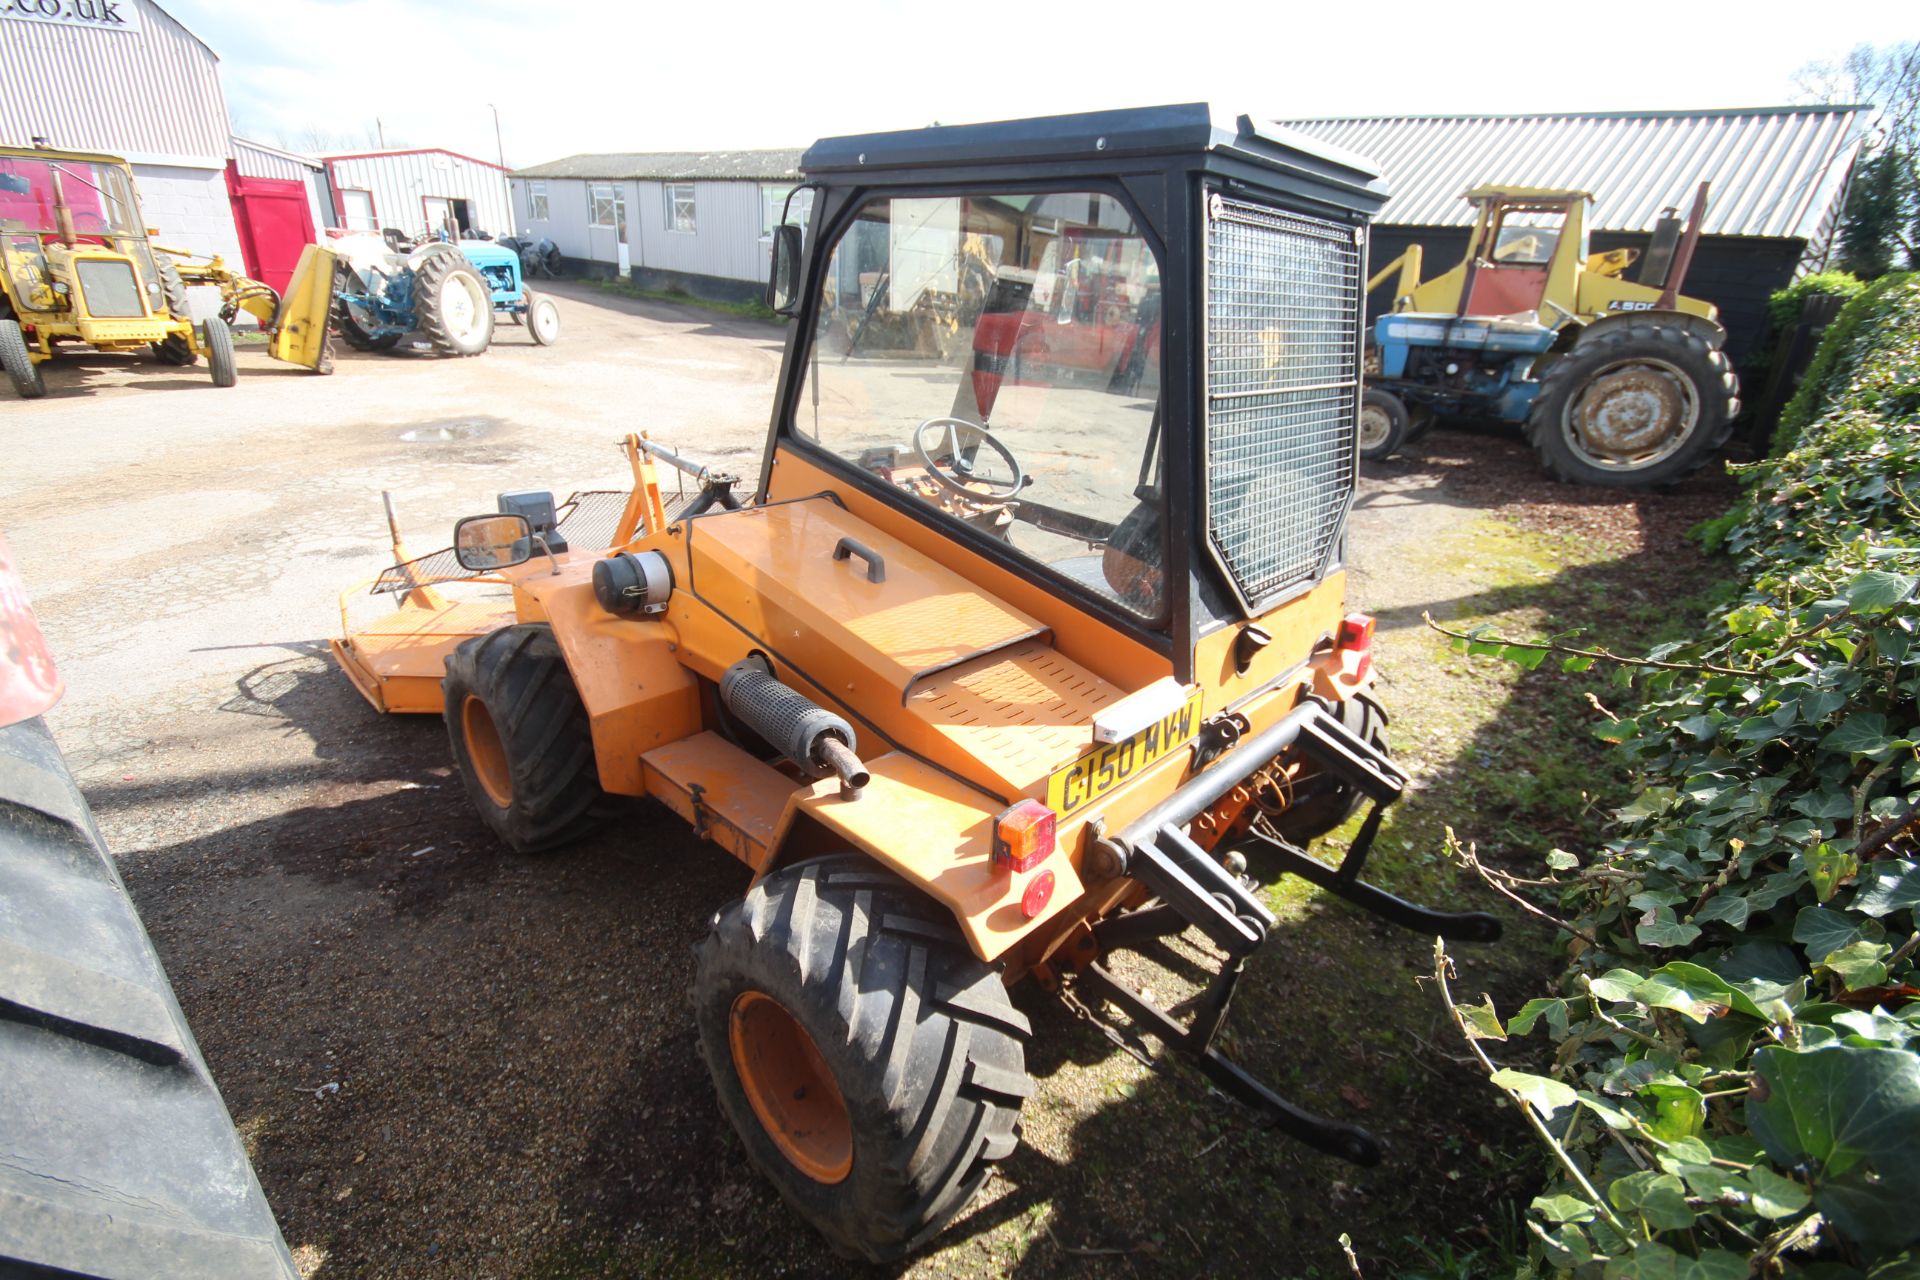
[694, 856, 1032, 1262]
[1358, 388, 1411, 461]
[203, 316, 237, 387]
[1525, 321, 1737, 488]
[525, 290, 559, 346]
[443, 625, 607, 852]
[0, 318, 47, 398]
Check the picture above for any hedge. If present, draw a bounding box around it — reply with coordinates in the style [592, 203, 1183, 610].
[1448, 275, 1920, 1279]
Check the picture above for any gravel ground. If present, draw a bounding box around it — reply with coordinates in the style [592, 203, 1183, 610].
[1, 289, 1737, 1278]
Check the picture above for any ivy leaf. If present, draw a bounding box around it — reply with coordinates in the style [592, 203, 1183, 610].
[1620, 787, 1681, 822]
[1608, 1171, 1697, 1231]
[1694, 893, 1752, 930]
[1635, 963, 1735, 1024]
[1501, 643, 1550, 670]
[1846, 569, 1918, 613]
[1745, 1163, 1811, 1219]
[1637, 907, 1702, 949]
[1600, 1243, 1751, 1279]
[1590, 969, 1647, 1002]
[1808, 843, 1861, 903]
[1546, 848, 1581, 871]
[1490, 1068, 1577, 1119]
[1647, 1082, 1706, 1141]
[1509, 997, 1571, 1038]
[1794, 906, 1884, 963]
[1458, 998, 1506, 1041]
[1748, 1044, 1920, 1248]
[1532, 1192, 1597, 1224]
[1854, 863, 1920, 918]
[1818, 940, 1893, 991]
[1822, 713, 1909, 760]
[1577, 1092, 1636, 1130]
[1833, 1009, 1919, 1048]
[1562, 653, 1596, 673]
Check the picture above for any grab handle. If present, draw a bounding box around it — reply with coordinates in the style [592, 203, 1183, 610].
[831, 537, 886, 584]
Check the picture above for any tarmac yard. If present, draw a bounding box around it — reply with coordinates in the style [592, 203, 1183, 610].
[1, 282, 1728, 1278]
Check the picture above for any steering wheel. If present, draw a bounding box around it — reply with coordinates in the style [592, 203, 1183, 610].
[911, 417, 1025, 501]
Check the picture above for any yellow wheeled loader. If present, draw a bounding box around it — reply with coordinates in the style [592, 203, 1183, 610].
[329, 105, 1501, 1261]
[1361, 183, 1740, 486]
[0, 143, 333, 398]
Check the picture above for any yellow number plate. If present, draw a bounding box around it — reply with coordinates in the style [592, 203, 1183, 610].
[1046, 691, 1205, 819]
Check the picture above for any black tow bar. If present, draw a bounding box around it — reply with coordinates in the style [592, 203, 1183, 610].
[1075, 698, 1501, 1166]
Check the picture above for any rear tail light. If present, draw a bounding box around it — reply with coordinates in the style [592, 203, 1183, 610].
[1336, 612, 1375, 683]
[1337, 613, 1375, 652]
[992, 799, 1056, 874]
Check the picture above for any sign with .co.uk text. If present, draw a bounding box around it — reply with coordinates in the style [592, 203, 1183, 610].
[2, 0, 144, 34]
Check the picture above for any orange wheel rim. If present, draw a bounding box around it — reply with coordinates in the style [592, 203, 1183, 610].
[461, 695, 512, 807]
[729, 991, 853, 1184]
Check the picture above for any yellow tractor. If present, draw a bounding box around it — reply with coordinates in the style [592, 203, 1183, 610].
[329, 105, 1499, 1260]
[1362, 183, 1740, 486]
[0, 143, 333, 398]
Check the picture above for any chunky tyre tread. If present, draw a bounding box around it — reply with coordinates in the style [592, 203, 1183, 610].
[695, 856, 1031, 1262]
[152, 258, 197, 366]
[1526, 322, 1737, 489]
[443, 624, 606, 852]
[414, 249, 492, 357]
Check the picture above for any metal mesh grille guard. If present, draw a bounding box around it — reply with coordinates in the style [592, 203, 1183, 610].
[1203, 194, 1362, 608]
[369, 490, 638, 595]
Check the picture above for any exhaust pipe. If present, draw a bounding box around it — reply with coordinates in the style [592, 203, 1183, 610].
[720, 655, 869, 798]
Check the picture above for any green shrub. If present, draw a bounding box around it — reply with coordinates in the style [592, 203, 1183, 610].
[1766, 270, 1866, 336]
[1450, 275, 1920, 1278]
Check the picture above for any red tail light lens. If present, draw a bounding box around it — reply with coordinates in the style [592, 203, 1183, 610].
[992, 799, 1056, 873]
[1337, 613, 1375, 651]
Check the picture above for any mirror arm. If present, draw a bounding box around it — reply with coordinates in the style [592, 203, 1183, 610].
[530, 533, 562, 577]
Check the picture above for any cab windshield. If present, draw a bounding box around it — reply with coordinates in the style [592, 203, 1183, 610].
[796, 190, 1166, 620]
[0, 157, 144, 240]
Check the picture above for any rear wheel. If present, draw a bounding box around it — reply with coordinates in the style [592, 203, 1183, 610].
[1526, 321, 1737, 488]
[1359, 388, 1410, 461]
[414, 251, 494, 357]
[695, 855, 1031, 1262]
[203, 316, 237, 387]
[0, 318, 46, 398]
[526, 290, 559, 346]
[443, 624, 606, 852]
[1261, 691, 1389, 848]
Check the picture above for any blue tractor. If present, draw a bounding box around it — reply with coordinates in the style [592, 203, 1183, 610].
[329, 236, 559, 357]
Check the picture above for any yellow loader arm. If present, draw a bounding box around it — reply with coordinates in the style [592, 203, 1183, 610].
[152, 242, 337, 374]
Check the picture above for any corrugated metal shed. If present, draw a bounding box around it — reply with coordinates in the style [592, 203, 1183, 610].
[232, 137, 320, 183]
[1278, 107, 1867, 242]
[514, 149, 802, 182]
[0, 0, 229, 166]
[320, 148, 513, 237]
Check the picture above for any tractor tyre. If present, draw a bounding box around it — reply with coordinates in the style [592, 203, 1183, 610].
[414, 251, 494, 357]
[1, 318, 46, 398]
[1254, 690, 1389, 858]
[1525, 321, 1738, 489]
[443, 624, 607, 853]
[203, 316, 237, 387]
[694, 855, 1032, 1262]
[525, 290, 560, 346]
[150, 258, 199, 365]
[1359, 388, 1410, 461]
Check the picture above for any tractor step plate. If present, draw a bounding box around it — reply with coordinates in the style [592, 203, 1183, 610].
[641, 732, 798, 868]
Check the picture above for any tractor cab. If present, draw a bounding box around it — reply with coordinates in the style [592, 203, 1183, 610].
[0, 145, 238, 397]
[333, 106, 1516, 1262]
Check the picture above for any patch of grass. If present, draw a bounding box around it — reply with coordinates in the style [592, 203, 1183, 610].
[590, 277, 782, 323]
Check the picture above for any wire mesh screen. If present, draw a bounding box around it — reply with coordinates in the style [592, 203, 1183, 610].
[1204, 194, 1362, 606]
[554, 490, 633, 552]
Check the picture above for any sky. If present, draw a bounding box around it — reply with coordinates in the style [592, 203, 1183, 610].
[170, 0, 1919, 166]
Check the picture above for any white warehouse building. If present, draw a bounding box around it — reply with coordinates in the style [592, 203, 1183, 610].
[0, 0, 249, 303]
[318, 148, 513, 242]
[509, 149, 805, 303]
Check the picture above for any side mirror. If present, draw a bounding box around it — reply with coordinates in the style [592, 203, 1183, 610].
[766, 223, 802, 315]
[454, 513, 531, 571]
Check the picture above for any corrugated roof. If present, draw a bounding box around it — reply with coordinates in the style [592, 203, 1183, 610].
[1277, 106, 1868, 241]
[511, 148, 802, 182]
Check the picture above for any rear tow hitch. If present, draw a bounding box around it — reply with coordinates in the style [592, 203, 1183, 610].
[1071, 700, 1501, 1165]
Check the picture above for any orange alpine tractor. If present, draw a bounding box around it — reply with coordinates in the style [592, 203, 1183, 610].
[330, 104, 1500, 1260]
